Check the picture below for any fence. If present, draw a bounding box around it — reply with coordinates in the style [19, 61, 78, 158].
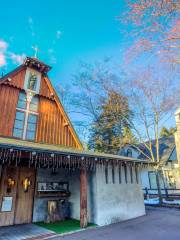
[143, 188, 180, 199]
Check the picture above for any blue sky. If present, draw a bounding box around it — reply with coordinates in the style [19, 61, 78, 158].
[0, 0, 127, 86]
[0, 0, 176, 140]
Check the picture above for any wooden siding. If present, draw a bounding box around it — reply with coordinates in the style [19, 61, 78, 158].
[0, 65, 82, 149]
[36, 97, 78, 148]
[39, 76, 52, 99]
[0, 166, 19, 226]
[2, 67, 26, 89]
[0, 85, 19, 137]
[0, 166, 35, 226]
[14, 167, 35, 224]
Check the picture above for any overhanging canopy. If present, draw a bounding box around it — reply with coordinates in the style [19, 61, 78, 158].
[0, 137, 153, 170]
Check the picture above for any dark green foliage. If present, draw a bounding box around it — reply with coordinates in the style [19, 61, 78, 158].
[88, 91, 135, 154]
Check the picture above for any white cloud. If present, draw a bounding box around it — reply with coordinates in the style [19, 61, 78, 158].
[0, 40, 8, 52]
[9, 53, 26, 64]
[28, 17, 33, 24]
[0, 53, 6, 67]
[48, 48, 54, 54]
[49, 55, 57, 64]
[0, 39, 26, 67]
[56, 30, 62, 39]
[28, 17, 36, 37]
[0, 40, 8, 67]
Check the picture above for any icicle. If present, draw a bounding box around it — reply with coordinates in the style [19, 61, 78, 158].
[124, 162, 128, 184]
[16, 150, 18, 167]
[18, 150, 22, 165]
[119, 162, 122, 184]
[135, 164, 139, 184]
[2, 149, 7, 164]
[130, 163, 133, 184]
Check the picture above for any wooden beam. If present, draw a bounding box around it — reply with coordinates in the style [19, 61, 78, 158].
[80, 169, 88, 228]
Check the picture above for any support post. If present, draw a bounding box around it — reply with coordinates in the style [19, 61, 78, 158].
[80, 169, 88, 228]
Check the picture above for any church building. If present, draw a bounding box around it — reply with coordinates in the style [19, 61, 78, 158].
[0, 56, 149, 228]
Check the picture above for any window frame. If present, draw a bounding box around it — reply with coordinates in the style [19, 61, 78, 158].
[13, 91, 39, 141]
[25, 114, 38, 141]
[148, 171, 157, 189]
[24, 67, 41, 94]
[13, 110, 26, 139]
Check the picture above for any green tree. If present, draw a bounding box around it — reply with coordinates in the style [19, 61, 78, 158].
[160, 127, 171, 138]
[88, 91, 134, 154]
[160, 126, 176, 138]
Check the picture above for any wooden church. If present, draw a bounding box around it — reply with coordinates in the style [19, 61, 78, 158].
[0, 56, 149, 228]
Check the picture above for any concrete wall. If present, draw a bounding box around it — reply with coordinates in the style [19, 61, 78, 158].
[33, 168, 82, 222]
[94, 165, 145, 226]
[32, 168, 96, 223]
[33, 166, 145, 226]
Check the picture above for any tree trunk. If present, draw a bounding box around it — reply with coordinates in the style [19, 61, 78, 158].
[156, 170, 163, 205]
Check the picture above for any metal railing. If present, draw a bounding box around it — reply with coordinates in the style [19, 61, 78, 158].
[143, 188, 180, 198]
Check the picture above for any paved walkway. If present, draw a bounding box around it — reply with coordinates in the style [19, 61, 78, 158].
[0, 223, 56, 240]
[1, 207, 180, 240]
[51, 207, 180, 240]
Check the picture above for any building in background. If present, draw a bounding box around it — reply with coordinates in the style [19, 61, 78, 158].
[120, 111, 180, 196]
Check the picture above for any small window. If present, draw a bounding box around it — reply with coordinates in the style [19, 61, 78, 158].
[17, 92, 27, 109]
[13, 111, 25, 138]
[149, 171, 164, 189]
[148, 172, 157, 189]
[27, 72, 38, 91]
[26, 114, 37, 141]
[127, 149, 132, 157]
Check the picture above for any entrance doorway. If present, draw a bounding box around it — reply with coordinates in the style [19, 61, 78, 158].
[0, 166, 35, 226]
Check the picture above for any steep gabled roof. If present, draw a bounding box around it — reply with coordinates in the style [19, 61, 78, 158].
[0, 57, 83, 150]
[43, 75, 83, 149]
[138, 136, 177, 162]
[0, 65, 25, 85]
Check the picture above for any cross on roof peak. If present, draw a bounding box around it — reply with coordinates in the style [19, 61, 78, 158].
[32, 46, 40, 58]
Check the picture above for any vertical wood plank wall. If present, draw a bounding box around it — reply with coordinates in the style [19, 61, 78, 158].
[0, 68, 80, 148]
[36, 97, 77, 148]
[0, 85, 19, 137]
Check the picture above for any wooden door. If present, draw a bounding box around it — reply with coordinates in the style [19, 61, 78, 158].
[0, 166, 19, 226]
[14, 167, 36, 224]
[0, 166, 36, 226]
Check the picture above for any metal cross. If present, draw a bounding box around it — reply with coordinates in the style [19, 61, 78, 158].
[32, 46, 40, 58]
